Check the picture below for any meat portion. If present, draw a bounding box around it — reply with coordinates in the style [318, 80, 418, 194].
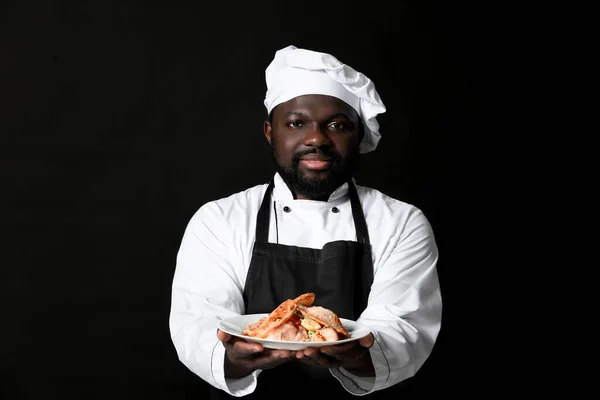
[263, 323, 309, 342]
[245, 317, 266, 332]
[242, 299, 297, 338]
[316, 327, 339, 342]
[297, 305, 350, 338]
[293, 292, 315, 306]
[241, 293, 350, 342]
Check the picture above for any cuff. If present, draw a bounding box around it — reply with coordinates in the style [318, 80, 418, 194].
[331, 368, 375, 395]
[211, 341, 262, 397]
[330, 336, 389, 395]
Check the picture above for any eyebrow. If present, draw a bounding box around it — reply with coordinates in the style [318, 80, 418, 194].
[283, 111, 310, 119]
[283, 111, 354, 121]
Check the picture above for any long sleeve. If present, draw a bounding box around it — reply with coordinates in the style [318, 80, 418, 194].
[168, 204, 259, 397]
[169, 178, 442, 397]
[331, 207, 442, 394]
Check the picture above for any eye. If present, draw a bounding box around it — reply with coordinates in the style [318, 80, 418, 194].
[287, 120, 304, 128]
[328, 122, 346, 130]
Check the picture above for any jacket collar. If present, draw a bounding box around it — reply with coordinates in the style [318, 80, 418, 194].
[272, 173, 353, 203]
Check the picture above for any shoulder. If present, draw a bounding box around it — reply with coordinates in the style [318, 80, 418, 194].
[188, 182, 269, 232]
[355, 183, 434, 235]
[355, 183, 419, 217]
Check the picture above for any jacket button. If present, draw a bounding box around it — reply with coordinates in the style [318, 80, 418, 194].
[332, 207, 340, 213]
[283, 206, 291, 213]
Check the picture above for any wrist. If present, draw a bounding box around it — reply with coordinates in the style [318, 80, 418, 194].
[342, 353, 375, 377]
[344, 364, 375, 377]
[223, 353, 254, 379]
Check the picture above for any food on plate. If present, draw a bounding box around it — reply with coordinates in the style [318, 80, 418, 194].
[241, 293, 350, 342]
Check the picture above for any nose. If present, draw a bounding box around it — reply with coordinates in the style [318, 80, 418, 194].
[303, 124, 333, 148]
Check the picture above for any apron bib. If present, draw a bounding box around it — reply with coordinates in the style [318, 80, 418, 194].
[211, 180, 375, 399]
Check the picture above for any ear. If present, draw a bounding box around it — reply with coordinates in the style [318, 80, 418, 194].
[264, 120, 273, 145]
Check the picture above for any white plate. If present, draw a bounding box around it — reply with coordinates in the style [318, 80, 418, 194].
[218, 313, 371, 350]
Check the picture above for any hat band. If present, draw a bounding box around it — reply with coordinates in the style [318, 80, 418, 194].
[265, 68, 360, 115]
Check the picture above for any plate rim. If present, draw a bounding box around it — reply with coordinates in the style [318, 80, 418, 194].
[217, 312, 371, 346]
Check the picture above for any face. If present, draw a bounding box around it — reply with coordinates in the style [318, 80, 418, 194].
[264, 94, 363, 200]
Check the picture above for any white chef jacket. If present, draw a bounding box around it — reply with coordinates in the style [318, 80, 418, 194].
[169, 173, 442, 397]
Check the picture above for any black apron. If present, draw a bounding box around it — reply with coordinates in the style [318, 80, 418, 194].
[210, 180, 378, 399]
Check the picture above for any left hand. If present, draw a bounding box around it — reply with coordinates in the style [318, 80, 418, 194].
[296, 333, 375, 376]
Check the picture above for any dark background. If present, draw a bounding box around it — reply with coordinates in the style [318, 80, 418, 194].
[1, 1, 480, 399]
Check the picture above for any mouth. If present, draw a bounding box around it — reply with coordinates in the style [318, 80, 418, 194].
[300, 160, 332, 170]
[299, 154, 333, 171]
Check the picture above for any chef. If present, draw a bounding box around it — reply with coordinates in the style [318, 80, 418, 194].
[169, 45, 442, 399]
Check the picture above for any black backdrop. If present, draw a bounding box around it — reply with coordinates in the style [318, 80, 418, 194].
[1, 1, 480, 399]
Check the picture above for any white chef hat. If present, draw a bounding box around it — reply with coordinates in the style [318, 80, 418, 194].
[264, 45, 386, 153]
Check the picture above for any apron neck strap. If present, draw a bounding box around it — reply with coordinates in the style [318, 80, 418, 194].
[348, 181, 370, 244]
[255, 179, 275, 243]
[255, 179, 370, 244]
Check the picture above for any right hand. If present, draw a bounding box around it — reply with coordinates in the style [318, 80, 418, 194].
[217, 329, 295, 379]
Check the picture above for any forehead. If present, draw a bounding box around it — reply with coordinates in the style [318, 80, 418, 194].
[273, 94, 359, 120]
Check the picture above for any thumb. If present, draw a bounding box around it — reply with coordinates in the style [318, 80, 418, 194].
[359, 333, 374, 348]
[217, 329, 232, 343]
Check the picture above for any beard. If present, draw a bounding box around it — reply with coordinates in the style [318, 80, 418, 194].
[271, 142, 359, 200]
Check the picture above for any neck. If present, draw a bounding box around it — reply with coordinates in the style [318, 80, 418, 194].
[275, 170, 353, 202]
[294, 191, 332, 201]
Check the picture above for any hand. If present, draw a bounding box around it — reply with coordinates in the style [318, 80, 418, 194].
[296, 333, 375, 377]
[217, 329, 296, 379]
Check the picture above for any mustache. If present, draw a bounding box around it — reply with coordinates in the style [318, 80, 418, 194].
[292, 148, 341, 164]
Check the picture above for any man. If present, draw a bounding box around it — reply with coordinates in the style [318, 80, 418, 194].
[169, 45, 442, 398]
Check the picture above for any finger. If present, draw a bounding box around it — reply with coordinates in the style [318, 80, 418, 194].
[231, 339, 264, 356]
[297, 354, 318, 366]
[302, 350, 338, 368]
[251, 349, 296, 369]
[270, 349, 293, 358]
[320, 342, 358, 358]
[224, 338, 264, 361]
[217, 329, 232, 343]
[302, 346, 320, 357]
[359, 333, 374, 348]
